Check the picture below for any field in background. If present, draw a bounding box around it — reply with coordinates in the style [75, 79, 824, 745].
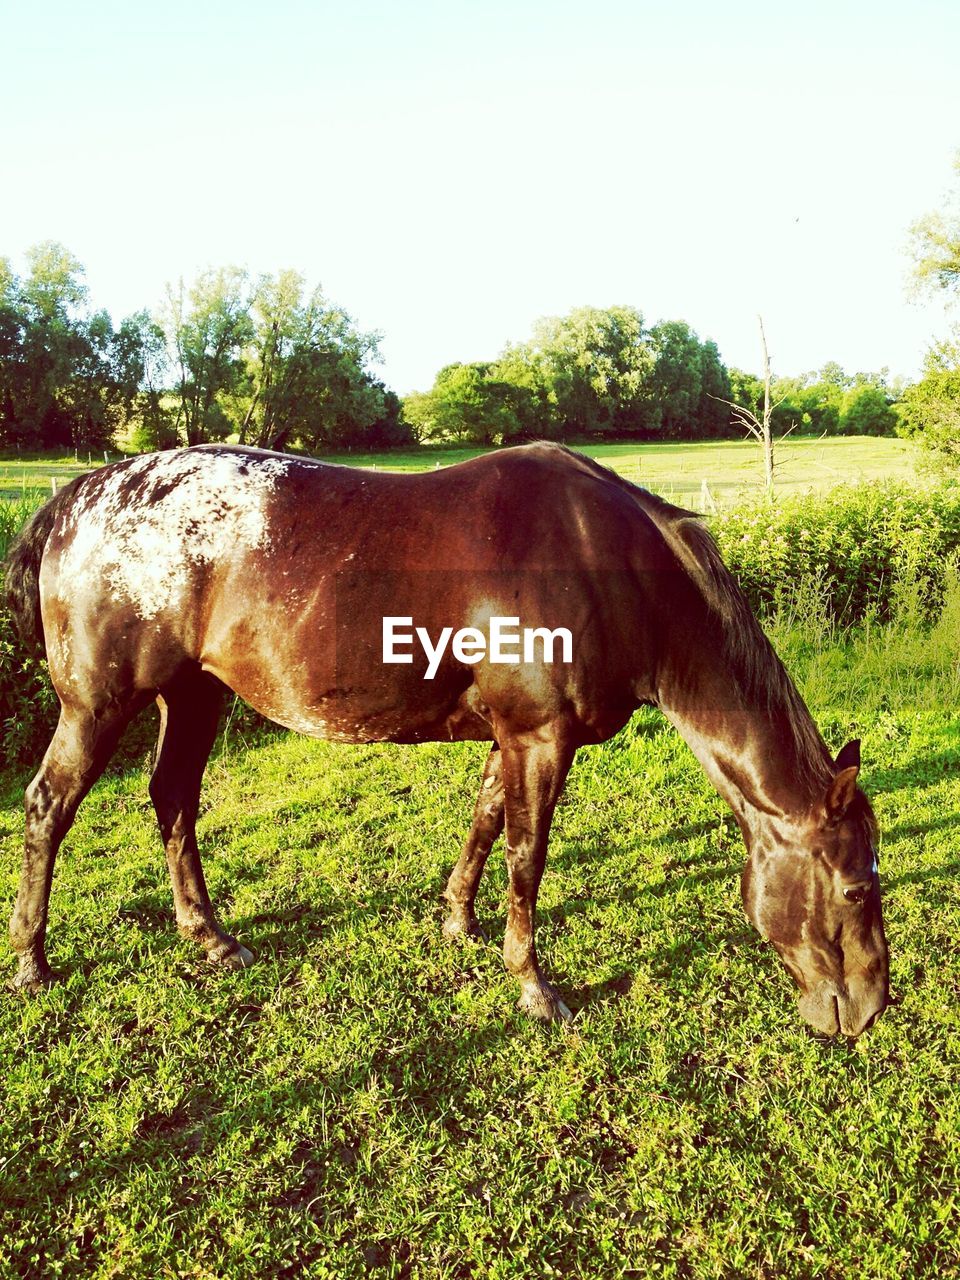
[326, 437, 920, 505]
[1, 436, 918, 507]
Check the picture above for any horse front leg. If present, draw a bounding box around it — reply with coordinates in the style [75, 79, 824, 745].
[442, 746, 504, 942]
[498, 725, 575, 1022]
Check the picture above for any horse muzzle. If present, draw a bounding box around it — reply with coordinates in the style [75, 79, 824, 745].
[798, 980, 888, 1038]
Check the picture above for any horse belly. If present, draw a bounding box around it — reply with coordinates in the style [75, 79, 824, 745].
[200, 622, 491, 745]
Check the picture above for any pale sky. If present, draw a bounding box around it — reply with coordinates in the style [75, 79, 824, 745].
[3, 0, 958, 394]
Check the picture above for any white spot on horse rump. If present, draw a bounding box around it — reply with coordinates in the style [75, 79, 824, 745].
[57, 449, 291, 620]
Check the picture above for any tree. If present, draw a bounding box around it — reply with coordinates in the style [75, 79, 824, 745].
[113, 310, 176, 451]
[647, 321, 704, 437]
[697, 340, 732, 437]
[361, 384, 412, 449]
[237, 270, 392, 452]
[0, 258, 25, 444]
[0, 242, 142, 450]
[728, 368, 765, 421]
[163, 267, 252, 445]
[20, 241, 88, 321]
[646, 322, 731, 438]
[715, 317, 778, 488]
[404, 362, 532, 445]
[839, 383, 897, 436]
[489, 344, 556, 438]
[15, 243, 90, 446]
[896, 334, 960, 468]
[525, 305, 653, 437]
[909, 151, 960, 300]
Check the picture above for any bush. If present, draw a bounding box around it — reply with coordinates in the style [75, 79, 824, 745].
[1, 498, 60, 767]
[710, 482, 960, 623]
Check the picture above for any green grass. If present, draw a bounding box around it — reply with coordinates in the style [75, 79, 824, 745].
[0, 453, 121, 503]
[311, 437, 920, 505]
[2, 607, 960, 1278]
[0, 436, 919, 507]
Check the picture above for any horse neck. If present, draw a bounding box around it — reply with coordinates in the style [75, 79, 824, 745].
[655, 637, 834, 830]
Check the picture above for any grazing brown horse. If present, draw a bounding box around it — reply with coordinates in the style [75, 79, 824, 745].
[4, 443, 888, 1035]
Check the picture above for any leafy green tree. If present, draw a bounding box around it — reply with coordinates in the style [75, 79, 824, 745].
[113, 311, 176, 451]
[839, 384, 897, 436]
[20, 241, 88, 321]
[163, 267, 252, 445]
[60, 309, 116, 448]
[15, 242, 89, 446]
[237, 270, 393, 452]
[909, 151, 960, 299]
[770, 376, 841, 436]
[766, 366, 896, 438]
[360, 384, 412, 449]
[526, 305, 653, 437]
[897, 334, 960, 467]
[404, 362, 531, 445]
[647, 321, 704, 437]
[646, 322, 730, 438]
[698, 340, 732, 437]
[488, 344, 556, 438]
[728, 368, 765, 421]
[0, 258, 25, 444]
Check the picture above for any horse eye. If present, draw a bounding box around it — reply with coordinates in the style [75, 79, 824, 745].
[843, 885, 869, 904]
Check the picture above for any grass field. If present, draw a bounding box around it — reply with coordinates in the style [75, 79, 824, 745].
[317, 437, 921, 505]
[0, 436, 919, 506]
[2, 593, 960, 1276]
[1, 438, 956, 1277]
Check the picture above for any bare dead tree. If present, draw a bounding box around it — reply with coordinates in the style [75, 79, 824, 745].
[711, 316, 790, 490]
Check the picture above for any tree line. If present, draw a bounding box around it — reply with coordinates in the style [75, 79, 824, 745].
[0, 245, 408, 453]
[0, 240, 918, 457]
[407, 310, 899, 446]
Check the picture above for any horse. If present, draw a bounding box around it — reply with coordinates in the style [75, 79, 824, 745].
[3, 442, 889, 1035]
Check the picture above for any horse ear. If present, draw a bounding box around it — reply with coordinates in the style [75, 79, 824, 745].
[825, 740, 861, 822]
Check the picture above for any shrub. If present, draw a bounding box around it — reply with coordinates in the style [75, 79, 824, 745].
[1, 498, 60, 767]
[710, 482, 960, 623]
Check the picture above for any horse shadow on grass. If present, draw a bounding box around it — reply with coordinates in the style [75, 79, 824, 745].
[0, 1001, 524, 1278]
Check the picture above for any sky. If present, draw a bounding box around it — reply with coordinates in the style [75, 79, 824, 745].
[3, 0, 959, 394]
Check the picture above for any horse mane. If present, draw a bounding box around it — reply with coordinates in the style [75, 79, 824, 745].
[542, 444, 836, 790]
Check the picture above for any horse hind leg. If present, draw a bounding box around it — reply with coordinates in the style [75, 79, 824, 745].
[149, 672, 252, 969]
[11, 700, 142, 991]
[442, 746, 504, 942]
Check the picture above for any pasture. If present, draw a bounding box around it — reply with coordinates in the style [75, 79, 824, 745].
[0, 435, 917, 507]
[1, 439, 959, 1278]
[313, 436, 919, 504]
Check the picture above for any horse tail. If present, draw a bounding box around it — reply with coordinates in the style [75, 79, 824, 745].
[3, 478, 84, 657]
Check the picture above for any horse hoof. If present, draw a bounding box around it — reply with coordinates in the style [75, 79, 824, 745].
[442, 914, 487, 944]
[10, 963, 59, 994]
[518, 982, 573, 1023]
[208, 941, 254, 969]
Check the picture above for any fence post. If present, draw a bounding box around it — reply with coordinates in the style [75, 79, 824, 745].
[50, 477, 58, 495]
